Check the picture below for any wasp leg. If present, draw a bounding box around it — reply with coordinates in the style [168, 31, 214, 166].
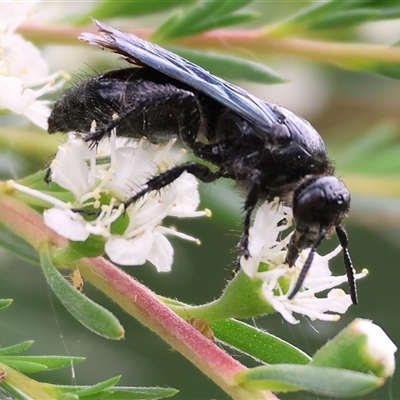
[44, 167, 52, 183]
[287, 228, 326, 300]
[237, 170, 261, 259]
[123, 162, 222, 209]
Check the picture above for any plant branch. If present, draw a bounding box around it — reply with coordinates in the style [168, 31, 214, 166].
[75, 257, 277, 399]
[19, 22, 400, 66]
[0, 186, 66, 249]
[0, 362, 55, 399]
[0, 189, 278, 400]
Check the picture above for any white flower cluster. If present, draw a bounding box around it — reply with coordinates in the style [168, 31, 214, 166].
[241, 201, 367, 324]
[50, 133, 207, 271]
[0, 1, 65, 129]
[13, 132, 207, 272]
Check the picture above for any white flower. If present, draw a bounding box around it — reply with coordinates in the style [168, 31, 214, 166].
[240, 200, 367, 324]
[14, 132, 207, 272]
[0, 1, 65, 129]
[0, 1, 40, 33]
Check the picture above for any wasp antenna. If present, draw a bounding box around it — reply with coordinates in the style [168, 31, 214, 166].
[336, 225, 358, 305]
[288, 229, 326, 300]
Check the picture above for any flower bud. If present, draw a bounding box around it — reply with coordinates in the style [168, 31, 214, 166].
[312, 318, 397, 378]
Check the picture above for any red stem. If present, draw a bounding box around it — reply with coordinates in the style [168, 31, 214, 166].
[0, 190, 277, 399]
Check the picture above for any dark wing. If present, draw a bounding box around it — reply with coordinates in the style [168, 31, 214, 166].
[80, 19, 279, 129]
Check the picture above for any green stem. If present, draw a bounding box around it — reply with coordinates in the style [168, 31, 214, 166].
[168, 270, 275, 322]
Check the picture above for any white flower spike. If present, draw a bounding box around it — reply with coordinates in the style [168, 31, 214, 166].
[35, 133, 207, 272]
[0, 1, 66, 129]
[241, 200, 367, 324]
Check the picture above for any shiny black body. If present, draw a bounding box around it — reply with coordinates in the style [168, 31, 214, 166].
[48, 20, 357, 304]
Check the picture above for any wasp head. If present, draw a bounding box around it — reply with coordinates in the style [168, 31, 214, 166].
[285, 175, 357, 304]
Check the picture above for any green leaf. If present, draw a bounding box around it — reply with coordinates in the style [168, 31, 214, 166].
[366, 62, 400, 81]
[274, 0, 349, 32]
[99, 386, 179, 399]
[211, 319, 311, 365]
[272, 1, 400, 36]
[0, 382, 35, 400]
[381, 6, 400, 19]
[152, 12, 182, 43]
[235, 364, 384, 396]
[18, 169, 53, 189]
[364, 0, 399, 6]
[334, 123, 400, 175]
[39, 246, 125, 340]
[0, 341, 34, 356]
[0, 359, 48, 373]
[176, 12, 258, 38]
[74, 0, 196, 25]
[154, 0, 255, 41]
[166, 46, 286, 84]
[354, 145, 400, 175]
[308, 9, 379, 30]
[18, 170, 75, 205]
[154, 1, 225, 41]
[56, 394, 78, 400]
[55, 375, 178, 399]
[0, 222, 39, 264]
[74, 376, 121, 397]
[359, 4, 400, 20]
[0, 299, 13, 309]
[293, 0, 350, 23]
[212, 0, 254, 16]
[0, 356, 84, 371]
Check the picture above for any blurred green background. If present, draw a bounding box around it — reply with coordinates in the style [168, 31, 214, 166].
[1, 1, 400, 399]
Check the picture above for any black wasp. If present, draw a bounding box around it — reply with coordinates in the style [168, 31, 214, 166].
[48, 19, 358, 304]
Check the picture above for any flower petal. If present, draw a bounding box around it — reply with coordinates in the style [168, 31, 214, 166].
[105, 230, 153, 266]
[51, 136, 93, 198]
[43, 208, 89, 241]
[147, 232, 173, 272]
[0, 77, 35, 113]
[168, 173, 201, 217]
